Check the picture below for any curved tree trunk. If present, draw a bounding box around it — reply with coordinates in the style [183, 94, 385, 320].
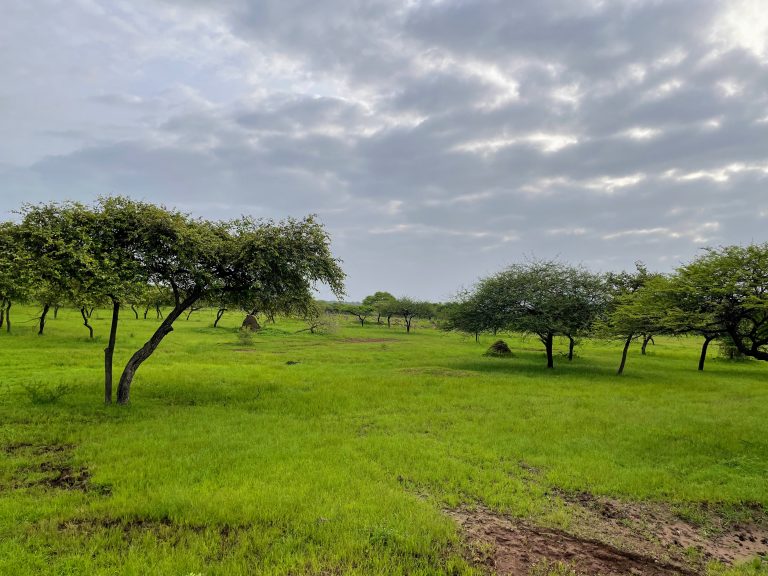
[80, 307, 94, 339]
[104, 298, 120, 404]
[54, 304, 60, 319]
[641, 334, 654, 355]
[117, 293, 199, 405]
[405, 315, 413, 333]
[567, 335, 575, 361]
[38, 303, 50, 336]
[143, 305, 150, 320]
[214, 307, 226, 328]
[618, 334, 634, 375]
[698, 336, 715, 371]
[539, 332, 554, 368]
[131, 304, 139, 320]
[726, 325, 768, 362]
[386, 315, 392, 328]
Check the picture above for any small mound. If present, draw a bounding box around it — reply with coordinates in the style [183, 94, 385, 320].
[241, 315, 261, 331]
[484, 340, 513, 357]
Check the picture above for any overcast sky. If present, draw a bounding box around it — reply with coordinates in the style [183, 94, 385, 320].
[2, 0, 767, 300]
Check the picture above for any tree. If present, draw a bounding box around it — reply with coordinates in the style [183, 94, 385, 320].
[598, 275, 669, 375]
[393, 297, 429, 333]
[674, 244, 768, 363]
[0, 222, 29, 333]
[486, 260, 607, 368]
[347, 304, 374, 327]
[109, 204, 345, 404]
[362, 291, 397, 324]
[18, 200, 146, 402]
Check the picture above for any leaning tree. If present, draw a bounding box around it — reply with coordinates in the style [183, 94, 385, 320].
[674, 244, 768, 363]
[110, 205, 345, 404]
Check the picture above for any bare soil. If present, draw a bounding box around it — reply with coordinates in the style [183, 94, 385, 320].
[5, 443, 91, 492]
[449, 506, 694, 575]
[448, 489, 768, 575]
[554, 489, 768, 567]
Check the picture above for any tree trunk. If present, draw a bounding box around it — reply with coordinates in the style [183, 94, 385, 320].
[0, 302, 4, 329]
[117, 293, 199, 405]
[80, 307, 94, 338]
[5, 301, 10, 332]
[38, 303, 50, 336]
[568, 335, 575, 361]
[641, 334, 653, 355]
[544, 332, 554, 368]
[104, 298, 120, 404]
[214, 308, 226, 328]
[618, 334, 633, 375]
[475, 331, 479, 343]
[155, 305, 163, 319]
[387, 315, 392, 328]
[54, 304, 60, 319]
[186, 307, 200, 320]
[698, 336, 715, 371]
[405, 316, 412, 333]
[359, 316, 365, 327]
[131, 304, 138, 320]
[143, 306, 150, 320]
[87, 307, 95, 318]
[376, 312, 382, 324]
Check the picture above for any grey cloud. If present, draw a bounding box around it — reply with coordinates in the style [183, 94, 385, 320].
[1, 0, 767, 299]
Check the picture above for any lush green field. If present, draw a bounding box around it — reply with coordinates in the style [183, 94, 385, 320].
[1, 306, 767, 575]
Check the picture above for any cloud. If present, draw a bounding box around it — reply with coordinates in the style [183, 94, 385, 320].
[1, 0, 767, 299]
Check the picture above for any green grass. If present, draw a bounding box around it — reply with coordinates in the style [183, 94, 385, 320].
[1, 306, 767, 575]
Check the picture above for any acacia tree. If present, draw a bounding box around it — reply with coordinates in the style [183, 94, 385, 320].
[606, 262, 659, 355]
[0, 222, 28, 332]
[487, 260, 606, 368]
[17, 202, 98, 337]
[598, 275, 669, 375]
[394, 297, 429, 333]
[362, 291, 396, 324]
[445, 279, 513, 341]
[109, 204, 345, 404]
[18, 200, 145, 402]
[346, 304, 373, 327]
[674, 244, 768, 363]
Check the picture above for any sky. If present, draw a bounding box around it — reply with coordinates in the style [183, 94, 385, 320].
[2, 0, 767, 301]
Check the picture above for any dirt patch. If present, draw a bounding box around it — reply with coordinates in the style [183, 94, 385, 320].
[400, 367, 475, 378]
[7, 443, 92, 492]
[340, 337, 399, 343]
[553, 489, 768, 567]
[449, 506, 695, 575]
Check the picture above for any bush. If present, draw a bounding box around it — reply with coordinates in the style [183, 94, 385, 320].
[20, 380, 72, 404]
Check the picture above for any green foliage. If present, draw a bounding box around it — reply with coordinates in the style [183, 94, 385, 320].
[675, 244, 768, 361]
[20, 380, 72, 405]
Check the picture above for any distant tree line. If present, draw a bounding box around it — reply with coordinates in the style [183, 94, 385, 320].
[442, 249, 768, 374]
[0, 198, 345, 404]
[325, 293, 437, 333]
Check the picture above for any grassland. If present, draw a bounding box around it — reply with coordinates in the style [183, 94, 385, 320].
[0, 306, 767, 575]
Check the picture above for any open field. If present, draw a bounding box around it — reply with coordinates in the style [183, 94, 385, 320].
[1, 306, 767, 575]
